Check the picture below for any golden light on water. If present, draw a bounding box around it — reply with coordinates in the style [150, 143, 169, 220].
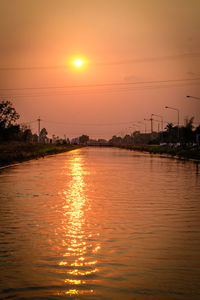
[64, 279, 86, 285]
[56, 289, 94, 296]
[57, 151, 101, 296]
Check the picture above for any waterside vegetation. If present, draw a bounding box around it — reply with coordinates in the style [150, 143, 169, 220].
[1, 100, 200, 165]
[0, 143, 82, 167]
[119, 144, 200, 161]
[0, 100, 84, 167]
[108, 116, 200, 160]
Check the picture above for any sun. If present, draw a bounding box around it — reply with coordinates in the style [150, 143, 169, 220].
[74, 59, 83, 67]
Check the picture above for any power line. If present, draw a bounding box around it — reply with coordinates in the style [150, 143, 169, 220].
[0, 77, 199, 92]
[97, 52, 200, 66]
[19, 120, 37, 125]
[0, 52, 199, 71]
[18, 118, 141, 127]
[43, 120, 138, 126]
[1, 79, 199, 99]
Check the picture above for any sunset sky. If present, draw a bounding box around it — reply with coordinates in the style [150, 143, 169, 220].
[0, 0, 200, 139]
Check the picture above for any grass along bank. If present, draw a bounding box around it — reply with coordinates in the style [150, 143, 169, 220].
[119, 144, 200, 161]
[0, 142, 83, 167]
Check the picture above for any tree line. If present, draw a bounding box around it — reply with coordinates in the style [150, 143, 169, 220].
[0, 100, 48, 143]
[1, 100, 199, 146]
[0, 100, 90, 144]
[109, 118, 200, 147]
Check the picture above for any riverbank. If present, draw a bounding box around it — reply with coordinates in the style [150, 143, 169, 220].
[119, 144, 200, 161]
[0, 142, 82, 167]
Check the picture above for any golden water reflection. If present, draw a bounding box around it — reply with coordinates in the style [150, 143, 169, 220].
[58, 153, 100, 296]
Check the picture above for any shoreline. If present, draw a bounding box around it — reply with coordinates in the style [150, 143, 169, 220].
[1, 144, 199, 170]
[0, 143, 83, 168]
[117, 144, 200, 162]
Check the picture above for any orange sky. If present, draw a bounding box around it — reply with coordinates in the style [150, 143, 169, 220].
[0, 0, 200, 139]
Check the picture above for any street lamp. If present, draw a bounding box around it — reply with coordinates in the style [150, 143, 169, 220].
[165, 106, 180, 142]
[150, 114, 154, 133]
[144, 118, 151, 133]
[137, 121, 146, 133]
[152, 114, 164, 132]
[131, 123, 140, 134]
[186, 95, 200, 100]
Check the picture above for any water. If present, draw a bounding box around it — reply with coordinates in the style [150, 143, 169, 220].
[0, 147, 199, 299]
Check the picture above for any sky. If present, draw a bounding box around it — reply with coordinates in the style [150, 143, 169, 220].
[0, 0, 200, 139]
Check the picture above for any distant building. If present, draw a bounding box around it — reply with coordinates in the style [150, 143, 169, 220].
[66, 138, 70, 144]
[71, 137, 79, 144]
[87, 139, 109, 146]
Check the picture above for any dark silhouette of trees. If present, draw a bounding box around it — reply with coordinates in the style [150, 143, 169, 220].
[39, 128, 48, 143]
[166, 122, 173, 132]
[19, 124, 33, 142]
[109, 117, 199, 147]
[163, 123, 178, 143]
[179, 117, 194, 146]
[0, 100, 20, 129]
[0, 100, 20, 142]
[0, 100, 47, 143]
[123, 134, 134, 144]
[154, 117, 198, 146]
[194, 125, 200, 145]
[1, 125, 21, 142]
[79, 134, 89, 144]
[1, 100, 199, 148]
[109, 135, 123, 145]
[22, 128, 33, 142]
[32, 133, 39, 143]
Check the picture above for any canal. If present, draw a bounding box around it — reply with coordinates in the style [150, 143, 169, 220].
[0, 147, 199, 299]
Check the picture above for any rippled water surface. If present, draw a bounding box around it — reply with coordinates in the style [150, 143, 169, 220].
[0, 147, 200, 299]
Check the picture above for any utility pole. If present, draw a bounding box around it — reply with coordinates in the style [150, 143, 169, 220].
[150, 115, 153, 133]
[152, 114, 164, 132]
[137, 121, 146, 133]
[165, 106, 180, 143]
[37, 117, 41, 142]
[144, 120, 147, 134]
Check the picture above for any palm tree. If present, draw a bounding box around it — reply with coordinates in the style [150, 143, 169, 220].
[180, 117, 194, 145]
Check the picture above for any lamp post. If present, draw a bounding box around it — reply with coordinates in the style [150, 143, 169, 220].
[150, 114, 153, 133]
[37, 117, 41, 142]
[165, 106, 180, 142]
[152, 114, 163, 132]
[186, 95, 200, 100]
[137, 121, 146, 133]
[144, 118, 151, 133]
[186, 96, 200, 146]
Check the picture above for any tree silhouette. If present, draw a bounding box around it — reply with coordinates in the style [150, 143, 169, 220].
[39, 128, 48, 143]
[164, 123, 177, 143]
[0, 100, 19, 128]
[180, 117, 194, 145]
[79, 134, 89, 144]
[165, 123, 173, 132]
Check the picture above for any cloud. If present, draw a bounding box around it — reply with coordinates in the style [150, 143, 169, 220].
[123, 74, 140, 81]
[186, 71, 200, 76]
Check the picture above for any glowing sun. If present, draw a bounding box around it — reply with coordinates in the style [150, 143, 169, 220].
[74, 59, 83, 67]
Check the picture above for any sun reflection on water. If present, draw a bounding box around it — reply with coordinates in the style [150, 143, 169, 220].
[58, 153, 100, 295]
[56, 289, 94, 296]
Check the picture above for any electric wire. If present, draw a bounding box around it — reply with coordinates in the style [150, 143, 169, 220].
[0, 77, 200, 97]
[0, 77, 200, 91]
[0, 52, 199, 71]
[1, 81, 199, 99]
